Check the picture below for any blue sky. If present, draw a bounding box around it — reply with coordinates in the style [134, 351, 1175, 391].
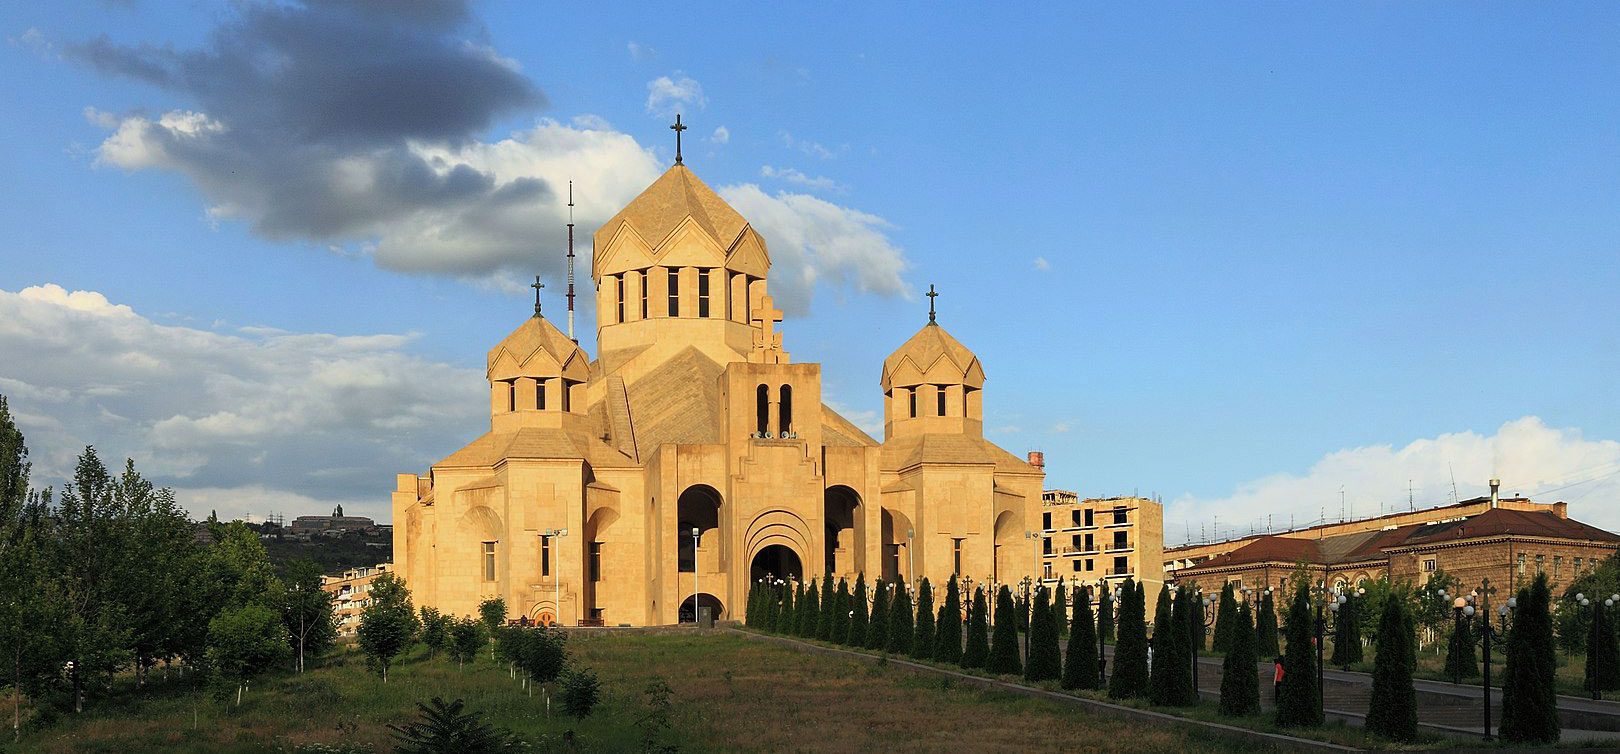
[2, 2, 1618, 537]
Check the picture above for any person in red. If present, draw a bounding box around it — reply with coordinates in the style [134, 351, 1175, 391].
[1273, 655, 1285, 703]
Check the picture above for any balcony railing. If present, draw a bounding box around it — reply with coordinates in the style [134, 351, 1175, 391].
[1105, 539, 1134, 552]
[1105, 567, 1135, 576]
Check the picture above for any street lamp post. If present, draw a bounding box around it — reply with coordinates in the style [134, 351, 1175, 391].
[1194, 589, 1215, 694]
[543, 528, 568, 626]
[1314, 580, 1344, 720]
[691, 526, 701, 625]
[906, 527, 916, 591]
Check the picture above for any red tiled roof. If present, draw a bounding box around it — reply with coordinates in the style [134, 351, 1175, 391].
[1397, 508, 1620, 547]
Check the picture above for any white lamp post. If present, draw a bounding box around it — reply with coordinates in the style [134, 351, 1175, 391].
[691, 526, 701, 624]
[542, 528, 568, 626]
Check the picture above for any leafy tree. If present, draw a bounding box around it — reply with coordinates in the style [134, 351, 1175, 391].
[986, 586, 1022, 676]
[1330, 593, 1363, 669]
[357, 572, 418, 682]
[1274, 585, 1321, 727]
[886, 583, 914, 655]
[515, 627, 568, 693]
[420, 606, 451, 658]
[51, 447, 133, 712]
[911, 578, 935, 660]
[1212, 582, 1237, 653]
[1255, 590, 1279, 657]
[1219, 601, 1260, 716]
[560, 667, 602, 718]
[1097, 581, 1114, 644]
[848, 575, 869, 647]
[1411, 569, 1460, 641]
[1500, 574, 1560, 744]
[450, 618, 485, 670]
[1364, 593, 1417, 741]
[0, 404, 59, 739]
[934, 577, 962, 664]
[962, 586, 989, 669]
[816, 575, 835, 641]
[0, 397, 27, 532]
[1063, 586, 1100, 690]
[478, 597, 506, 658]
[1109, 578, 1149, 699]
[206, 603, 289, 706]
[1026, 586, 1062, 682]
[279, 559, 336, 673]
[1586, 598, 1620, 694]
[832, 578, 852, 645]
[866, 580, 889, 650]
[1556, 554, 1620, 655]
[389, 697, 513, 754]
[1053, 584, 1068, 637]
[1443, 613, 1477, 682]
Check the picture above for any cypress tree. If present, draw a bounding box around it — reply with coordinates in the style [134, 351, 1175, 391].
[1587, 599, 1620, 694]
[1016, 590, 1030, 634]
[987, 585, 1023, 675]
[866, 580, 889, 650]
[1178, 585, 1202, 703]
[848, 574, 869, 647]
[962, 586, 989, 669]
[1097, 581, 1115, 644]
[801, 578, 821, 638]
[775, 582, 795, 634]
[1444, 614, 1477, 682]
[1219, 601, 1260, 716]
[1109, 578, 1150, 699]
[934, 577, 963, 664]
[1064, 586, 1101, 690]
[1027, 586, 1063, 682]
[1331, 594, 1363, 668]
[1053, 583, 1068, 637]
[887, 583, 914, 655]
[1213, 583, 1237, 653]
[1275, 585, 1322, 727]
[911, 579, 935, 660]
[816, 575, 835, 640]
[1364, 593, 1418, 741]
[832, 578, 852, 645]
[1149, 586, 1179, 704]
[1256, 590, 1279, 657]
[745, 580, 758, 628]
[1500, 574, 1560, 744]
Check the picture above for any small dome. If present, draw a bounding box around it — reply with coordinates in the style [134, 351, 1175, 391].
[592, 165, 761, 265]
[881, 323, 984, 391]
[487, 315, 589, 382]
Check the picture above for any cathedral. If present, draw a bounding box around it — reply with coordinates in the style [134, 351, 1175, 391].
[391, 146, 1044, 626]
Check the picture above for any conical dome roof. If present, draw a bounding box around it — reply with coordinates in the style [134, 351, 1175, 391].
[487, 315, 589, 382]
[592, 165, 760, 262]
[881, 323, 985, 391]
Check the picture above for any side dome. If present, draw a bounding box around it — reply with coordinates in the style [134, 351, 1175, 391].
[487, 315, 590, 421]
[881, 323, 985, 391]
[880, 322, 986, 439]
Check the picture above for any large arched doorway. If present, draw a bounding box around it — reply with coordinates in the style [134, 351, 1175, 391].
[750, 544, 803, 582]
[677, 485, 724, 575]
[679, 593, 725, 622]
[824, 486, 864, 579]
[880, 508, 913, 585]
[993, 509, 1021, 583]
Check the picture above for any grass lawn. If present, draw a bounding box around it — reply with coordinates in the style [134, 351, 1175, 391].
[9, 629, 1262, 753]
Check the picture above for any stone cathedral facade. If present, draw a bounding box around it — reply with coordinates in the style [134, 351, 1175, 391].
[392, 162, 1044, 626]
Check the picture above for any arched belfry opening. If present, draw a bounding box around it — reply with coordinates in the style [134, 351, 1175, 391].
[755, 385, 769, 437]
[677, 485, 723, 574]
[779, 384, 793, 437]
[750, 544, 803, 582]
[824, 486, 864, 578]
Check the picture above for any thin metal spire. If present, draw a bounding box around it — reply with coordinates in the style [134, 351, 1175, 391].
[566, 180, 576, 340]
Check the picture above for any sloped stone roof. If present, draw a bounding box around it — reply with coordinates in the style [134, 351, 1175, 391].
[487, 315, 587, 378]
[593, 165, 754, 261]
[881, 322, 984, 390]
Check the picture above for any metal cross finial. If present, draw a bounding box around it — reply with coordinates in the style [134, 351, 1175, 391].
[670, 114, 688, 166]
[926, 283, 938, 323]
[531, 276, 545, 317]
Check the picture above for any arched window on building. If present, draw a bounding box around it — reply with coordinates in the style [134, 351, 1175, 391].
[756, 384, 769, 437]
[779, 384, 793, 437]
[667, 266, 681, 317]
[907, 388, 917, 418]
[614, 275, 625, 323]
[936, 385, 947, 416]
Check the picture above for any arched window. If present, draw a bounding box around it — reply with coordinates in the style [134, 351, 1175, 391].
[907, 388, 917, 418]
[755, 384, 769, 437]
[535, 379, 546, 410]
[936, 385, 947, 417]
[777, 382, 790, 434]
[614, 275, 625, 323]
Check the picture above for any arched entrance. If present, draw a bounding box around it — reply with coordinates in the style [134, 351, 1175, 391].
[678, 485, 724, 574]
[880, 507, 914, 584]
[679, 593, 725, 622]
[824, 485, 864, 579]
[750, 544, 803, 582]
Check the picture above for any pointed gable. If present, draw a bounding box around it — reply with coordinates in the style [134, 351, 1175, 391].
[593, 165, 770, 278]
[487, 316, 589, 382]
[881, 323, 985, 390]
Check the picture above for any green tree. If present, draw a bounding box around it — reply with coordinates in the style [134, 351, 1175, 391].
[1149, 585, 1178, 704]
[832, 578, 852, 645]
[1212, 582, 1237, 653]
[1364, 593, 1418, 741]
[1026, 586, 1062, 682]
[804, 578, 823, 638]
[1219, 601, 1260, 716]
[962, 586, 989, 669]
[1500, 574, 1560, 744]
[389, 697, 513, 754]
[279, 559, 336, 673]
[1255, 589, 1279, 657]
[515, 627, 569, 693]
[420, 606, 451, 658]
[816, 575, 835, 641]
[866, 580, 889, 650]
[986, 586, 1022, 676]
[848, 575, 869, 647]
[477, 597, 506, 659]
[560, 667, 601, 718]
[1109, 578, 1149, 699]
[1443, 614, 1477, 682]
[450, 618, 485, 671]
[206, 603, 289, 706]
[774, 580, 794, 634]
[1053, 584, 1068, 637]
[1063, 586, 1100, 690]
[1555, 554, 1620, 656]
[1097, 581, 1114, 644]
[887, 583, 914, 655]
[911, 578, 935, 660]
[51, 447, 133, 712]
[1330, 593, 1363, 669]
[933, 577, 963, 664]
[1274, 585, 1321, 727]
[357, 572, 418, 682]
[1586, 598, 1620, 694]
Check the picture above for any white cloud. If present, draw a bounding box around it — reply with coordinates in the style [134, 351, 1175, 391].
[570, 113, 614, 130]
[1169, 416, 1620, 540]
[0, 284, 485, 521]
[645, 72, 705, 116]
[710, 125, 730, 144]
[1049, 421, 1070, 434]
[1033, 256, 1050, 271]
[760, 165, 843, 193]
[779, 130, 843, 160]
[825, 400, 881, 437]
[8, 27, 54, 58]
[719, 184, 909, 315]
[626, 41, 655, 61]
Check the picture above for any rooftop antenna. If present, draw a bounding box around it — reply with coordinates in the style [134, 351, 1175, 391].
[566, 181, 576, 341]
[1449, 463, 1459, 505]
[1339, 485, 1346, 522]
[1408, 480, 1415, 512]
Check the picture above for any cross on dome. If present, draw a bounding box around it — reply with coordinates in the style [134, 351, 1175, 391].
[926, 283, 938, 324]
[670, 114, 688, 166]
[531, 275, 545, 317]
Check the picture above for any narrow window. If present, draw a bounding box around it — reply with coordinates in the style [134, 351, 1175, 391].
[561, 380, 572, 412]
[755, 384, 769, 436]
[779, 384, 793, 436]
[907, 388, 917, 418]
[1423, 558, 1436, 573]
[540, 535, 551, 577]
[1071, 559, 1081, 573]
[589, 542, 603, 582]
[1042, 537, 1052, 555]
[936, 385, 947, 417]
[1071, 534, 1081, 550]
[615, 275, 625, 323]
[1554, 555, 1562, 581]
[1042, 512, 1052, 530]
[640, 270, 649, 318]
[1113, 531, 1127, 549]
[1535, 554, 1544, 574]
[1085, 558, 1093, 572]
[506, 381, 515, 412]
[952, 538, 963, 575]
[536, 379, 546, 410]
[1043, 563, 1053, 579]
[482, 541, 496, 581]
[1113, 507, 1127, 525]
[667, 267, 680, 316]
[1084, 509, 1094, 527]
[698, 269, 711, 318]
[1085, 533, 1094, 551]
[1517, 553, 1526, 575]
[1071, 510, 1081, 527]
[1112, 555, 1128, 575]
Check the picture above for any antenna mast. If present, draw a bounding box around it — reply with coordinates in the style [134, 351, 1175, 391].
[566, 181, 576, 341]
